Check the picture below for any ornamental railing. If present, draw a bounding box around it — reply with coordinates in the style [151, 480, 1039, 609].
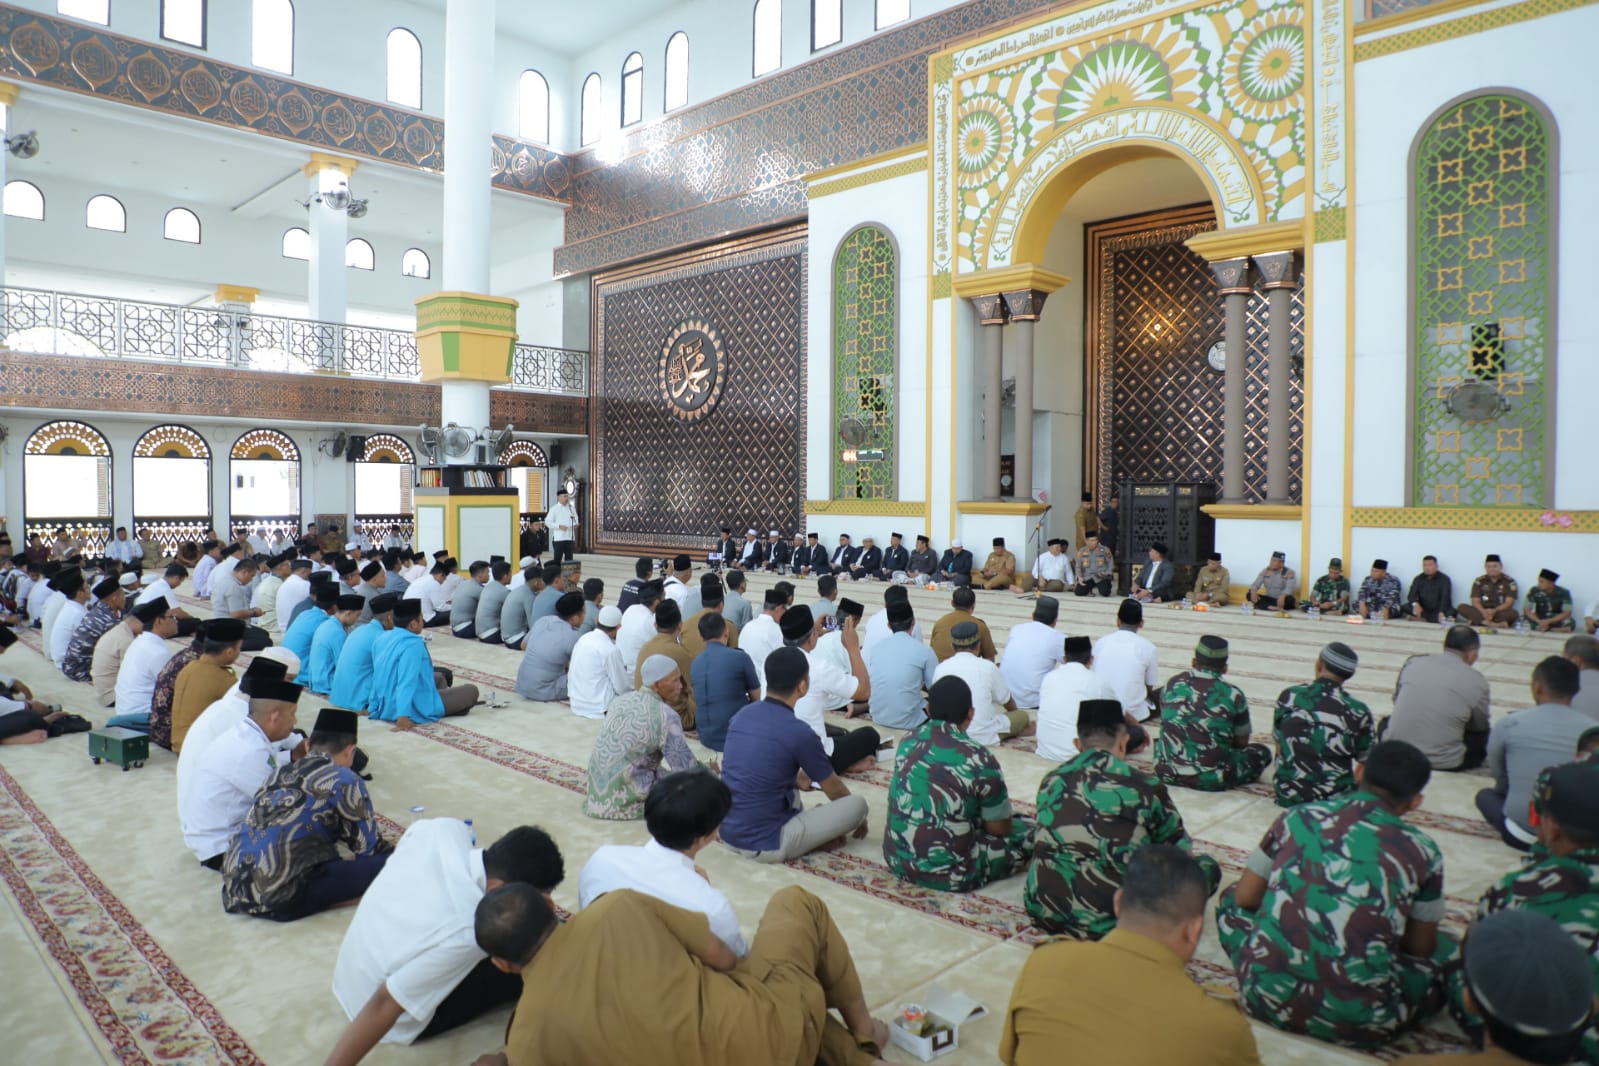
[0, 286, 587, 396]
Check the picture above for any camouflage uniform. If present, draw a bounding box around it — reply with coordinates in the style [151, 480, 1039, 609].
[1356, 574, 1404, 616]
[883, 720, 1033, 892]
[1155, 669, 1272, 791]
[60, 600, 121, 682]
[1025, 747, 1219, 939]
[1526, 583, 1576, 630]
[1272, 678, 1374, 808]
[1307, 575, 1350, 613]
[1216, 790, 1453, 1049]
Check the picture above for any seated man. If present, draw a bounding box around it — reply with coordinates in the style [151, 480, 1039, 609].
[1217, 740, 1452, 1050]
[477, 881, 887, 1066]
[1091, 599, 1158, 754]
[999, 597, 1062, 711]
[579, 769, 748, 955]
[977, 537, 1016, 590]
[632, 599, 696, 730]
[682, 575, 739, 658]
[1072, 532, 1115, 598]
[305, 595, 366, 697]
[929, 586, 996, 662]
[514, 590, 585, 702]
[1458, 554, 1519, 628]
[210, 556, 273, 650]
[878, 532, 910, 580]
[1155, 636, 1272, 791]
[368, 599, 479, 727]
[1526, 568, 1576, 633]
[569, 605, 629, 721]
[828, 534, 860, 577]
[1190, 552, 1230, 607]
[330, 593, 399, 713]
[170, 616, 245, 752]
[1272, 642, 1375, 808]
[1001, 846, 1262, 1066]
[721, 570, 753, 629]
[865, 600, 939, 731]
[222, 708, 390, 921]
[1476, 656, 1592, 850]
[847, 536, 881, 581]
[1357, 558, 1404, 620]
[584, 656, 702, 820]
[1247, 551, 1297, 611]
[1572, 634, 1599, 720]
[935, 621, 1031, 744]
[884, 676, 1034, 891]
[474, 560, 512, 644]
[1404, 555, 1453, 623]
[284, 583, 339, 666]
[180, 678, 306, 869]
[498, 563, 542, 651]
[906, 534, 938, 581]
[1305, 556, 1351, 614]
[781, 604, 881, 774]
[1130, 542, 1174, 603]
[89, 596, 141, 707]
[720, 646, 870, 863]
[0, 625, 75, 744]
[938, 539, 974, 587]
[1036, 636, 1117, 763]
[689, 613, 760, 753]
[763, 531, 791, 574]
[178, 651, 303, 813]
[1018, 538, 1073, 593]
[327, 823, 564, 1065]
[61, 575, 125, 683]
[1381, 625, 1492, 772]
[810, 574, 840, 630]
[449, 560, 488, 639]
[1025, 699, 1219, 939]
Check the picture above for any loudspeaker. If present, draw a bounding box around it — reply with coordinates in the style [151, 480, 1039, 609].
[345, 435, 367, 462]
[548, 443, 563, 468]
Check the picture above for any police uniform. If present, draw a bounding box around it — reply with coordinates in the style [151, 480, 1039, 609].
[1191, 555, 1231, 605]
[1247, 552, 1297, 609]
[1456, 555, 1519, 625]
[979, 539, 1016, 590]
[1073, 542, 1114, 597]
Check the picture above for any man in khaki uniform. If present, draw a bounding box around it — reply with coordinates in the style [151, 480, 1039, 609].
[1073, 490, 1098, 549]
[632, 599, 696, 730]
[1247, 552, 1297, 610]
[1456, 554, 1519, 628]
[1001, 844, 1261, 1066]
[929, 586, 996, 661]
[978, 537, 1017, 590]
[1192, 552, 1231, 606]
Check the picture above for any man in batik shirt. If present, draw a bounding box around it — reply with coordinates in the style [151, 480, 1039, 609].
[1025, 698, 1219, 939]
[148, 630, 205, 751]
[1356, 559, 1404, 620]
[1155, 635, 1272, 791]
[1217, 740, 1453, 1049]
[1306, 557, 1351, 615]
[1273, 642, 1375, 808]
[884, 676, 1033, 892]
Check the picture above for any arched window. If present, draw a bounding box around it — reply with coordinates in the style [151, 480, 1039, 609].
[230, 428, 301, 534]
[161, 0, 206, 47]
[3, 180, 44, 220]
[518, 69, 550, 143]
[832, 225, 898, 500]
[664, 32, 689, 112]
[500, 440, 548, 514]
[85, 194, 126, 232]
[252, 0, 294, 74]
[401, 248, 430, 278]
[1410, 92, 1555, 508]
[876, 0, 910, 29]
[23, 419, 114, 553]
[620, 52, 644, 127]
[813, 0, 842, 50]
[163, 207, 201, 243]
[133, 424, 212, 553]
[753, 0, 782, 76]
[354, 433, 416, 534]
[281, 226, 310, 260]
[386, 27, 422, 109]
[580, 73, 603, 147]
[345, 238, 374, 270]
[57, 0, 109, 24]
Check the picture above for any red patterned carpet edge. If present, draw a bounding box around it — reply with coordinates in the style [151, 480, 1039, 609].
[0, 763, 264, 1065]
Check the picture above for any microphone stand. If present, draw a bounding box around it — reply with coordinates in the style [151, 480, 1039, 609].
[1028, 505, 1051, 601]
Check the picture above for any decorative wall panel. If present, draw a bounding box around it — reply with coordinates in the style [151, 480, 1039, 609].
[1411, 92, 1553, 508]
[1087, 206, 1303, 503]
[832, 226, 897, 500]
[591, 227, 807, 553]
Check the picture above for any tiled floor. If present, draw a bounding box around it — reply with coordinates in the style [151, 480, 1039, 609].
[0, 555, 1566, 1064]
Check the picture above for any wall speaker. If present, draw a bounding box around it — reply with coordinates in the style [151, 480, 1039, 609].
[548, 443, 563, 468]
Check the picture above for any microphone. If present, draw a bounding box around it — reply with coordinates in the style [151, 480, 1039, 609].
[1031, 504, 1053, 532]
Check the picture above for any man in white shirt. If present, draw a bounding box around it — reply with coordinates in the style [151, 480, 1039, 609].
[934, 621, 1031, 745]
[179, 678, 306, 867]
[578, 768, 747, 955]
[568, 605, 629, 719]
[405, 564, 453, 627]
[1000, 596, 1064, 709]
[107, 526, 140, 566]
[545, 489, 580, 563]
[780, 605, 880, 775]
[25, 565, 56, 628]
[326, 821, 565, 1064]
[275, 558, 315, 635]
[741, 586, 788, 691]
[47, 576, 90, 665]
[662, 554, 693, 608]
[38, 569, 77, 659]
[861, 584, 922, 662]
[1091, 599, 1158, 753]
[1036, 636, 1117, 761]
[253, 553, 291, 632]
[617, 581, 664, 675]
[1020, 538, 1074, 592]
[190, 541, 223, 599]
[176, 649, 302, 818]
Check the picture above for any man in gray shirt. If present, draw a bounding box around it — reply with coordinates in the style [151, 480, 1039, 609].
[528, 563, 567, 629]
[515, 590, 585, 701]
[1476, 656, 1592, 851]
[353, 561, 387, 624]
[211, 557, 272, 651]
[579, 577, 604, 635]
[723, 570, 755, 630]
[499, 565, 543, 650]
[866, 601, 940, 730]
[450, 561, 489, 638]
[1382, 625, 1491, 771]
[812, 574, 839, 628]
[1565, 634, 1599, 721]
[475, 560, 513, 644]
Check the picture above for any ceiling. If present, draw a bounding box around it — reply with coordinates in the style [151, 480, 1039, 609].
[418, 0, 697, 56]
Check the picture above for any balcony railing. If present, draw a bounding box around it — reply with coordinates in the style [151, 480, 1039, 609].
[0, 285, 587, 396]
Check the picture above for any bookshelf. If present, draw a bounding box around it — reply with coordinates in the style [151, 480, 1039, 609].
[414, 464, 518, 562]
[417, 463, 507, 491]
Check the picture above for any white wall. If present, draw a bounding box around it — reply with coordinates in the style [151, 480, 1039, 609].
[1212, 518, 1305, 591]
[1348, 527, 1596, 621]
[491, 204, 569, 346]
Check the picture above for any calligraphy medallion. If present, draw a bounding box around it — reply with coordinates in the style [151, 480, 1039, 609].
[659, 319, 726, 422]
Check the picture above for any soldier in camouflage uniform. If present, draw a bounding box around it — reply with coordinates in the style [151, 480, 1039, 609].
[1525, 567, 1576, 632]
[1272, 641, 1375, 807]
[1305, 557, 1351, 614]
[883, 675, 1033, 892]
[1217, 740, 1453, 1049]
[1450, 761, 1599, 1065]
[1025, 698, 1219, 939]
[1155, 635, 1272, 791]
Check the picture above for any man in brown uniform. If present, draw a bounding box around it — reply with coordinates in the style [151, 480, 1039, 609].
[1457, 554, 1519, 628]
[1192, 552, 1231, 606]
[1073, 491, 1098, 549]
[632, 599, 696, 730]
[929, 586, 996, 661]
[978, 537, 1017, 590]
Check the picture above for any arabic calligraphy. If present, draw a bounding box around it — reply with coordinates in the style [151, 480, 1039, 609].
[659, 320, 726, 421]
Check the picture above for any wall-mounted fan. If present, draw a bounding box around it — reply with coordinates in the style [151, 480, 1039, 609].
[838, 417, 869, 448]
[417, 424, 441, 464]
[440, 423, 475, 460]
[317, 430, 349, 458]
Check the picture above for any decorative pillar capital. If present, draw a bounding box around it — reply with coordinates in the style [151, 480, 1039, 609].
[1185, 219, 1306, 262]
[1001, 287, 1053, 322]
[213, 284, 260, 306]
[415, 291, 520, 385]
[1253, 250, 1300, 290]
[0, 82, 20, 108]
[302, 151, 360, 179]
[969, 293, 1009, 326]
[1209, 256, 1254, 296]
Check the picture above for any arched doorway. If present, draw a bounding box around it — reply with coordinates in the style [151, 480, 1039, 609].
[500, 440, 550, 551]
[23, 419, 114, 555]
[229, 428, 301, 544]
[353, 433, 416, 547]
[133, 424, 213, 558]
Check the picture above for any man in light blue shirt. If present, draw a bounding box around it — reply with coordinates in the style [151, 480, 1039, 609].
[107, 526, 140, 566]
[867, 601, 940, 730]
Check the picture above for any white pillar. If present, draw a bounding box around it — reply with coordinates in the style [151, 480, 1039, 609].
[0, 83, 16, 285]
[306, 164, 349, 327]
[439, 0, 496, 441]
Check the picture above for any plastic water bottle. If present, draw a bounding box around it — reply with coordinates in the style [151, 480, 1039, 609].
[1181, 595, 1191, 609]
[1309, 605, 1320, 620]
[464, 818, 476, 845]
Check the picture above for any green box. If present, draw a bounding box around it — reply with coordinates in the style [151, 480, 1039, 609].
[88, 726, 149, 771]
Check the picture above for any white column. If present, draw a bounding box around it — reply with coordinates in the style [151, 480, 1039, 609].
[439, 0, 496, 438]
[0, 84, 16, 285]
[306, 165, 349, 327]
